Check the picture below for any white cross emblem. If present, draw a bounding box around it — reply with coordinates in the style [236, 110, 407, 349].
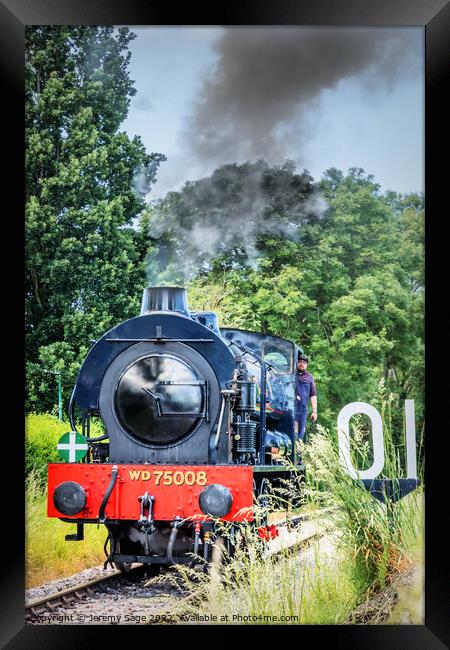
[57, 432, 89, 463]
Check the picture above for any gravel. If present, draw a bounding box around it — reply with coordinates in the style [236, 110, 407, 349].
[26, 568, 185, 625]
[26, 564, 118, 604]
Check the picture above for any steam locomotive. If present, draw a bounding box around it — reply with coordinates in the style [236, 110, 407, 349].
[47, 287, 304, 570]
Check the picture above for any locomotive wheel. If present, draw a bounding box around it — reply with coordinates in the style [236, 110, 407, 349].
[114, 560, 161, 576]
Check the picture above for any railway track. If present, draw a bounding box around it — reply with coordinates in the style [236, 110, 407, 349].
[25, 507, 336, 625]
[25, 565, 148, 623]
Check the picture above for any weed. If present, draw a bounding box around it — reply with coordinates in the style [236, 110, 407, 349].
[300, 408, 423, 596]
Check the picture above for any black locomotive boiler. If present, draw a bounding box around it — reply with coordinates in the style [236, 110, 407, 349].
[48, 287, 304, 570]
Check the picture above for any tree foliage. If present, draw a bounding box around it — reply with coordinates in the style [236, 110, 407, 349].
[178, 165, 424, 435]
[26, 26, 165, 411]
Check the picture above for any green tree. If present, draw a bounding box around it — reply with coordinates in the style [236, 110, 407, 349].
[26, 26, 165, 412]
[179, 166, 424, 437]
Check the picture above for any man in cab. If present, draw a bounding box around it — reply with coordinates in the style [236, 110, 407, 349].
[295, 353, 317, 441]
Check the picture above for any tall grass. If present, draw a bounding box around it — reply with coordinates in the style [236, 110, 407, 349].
[165, 520, 359, 624]
[300, 426, 423, 596]
[25, 413, 107, 588]
[26, 470, 106, 588]
[300, 381, 424, 598]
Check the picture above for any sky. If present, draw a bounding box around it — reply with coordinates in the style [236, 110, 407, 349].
[121, 27, 424, 199]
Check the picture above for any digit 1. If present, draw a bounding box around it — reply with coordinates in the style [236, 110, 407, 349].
[405, 399, 418, 479]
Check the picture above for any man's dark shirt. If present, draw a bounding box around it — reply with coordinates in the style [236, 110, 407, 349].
[295, 370, 317, 415]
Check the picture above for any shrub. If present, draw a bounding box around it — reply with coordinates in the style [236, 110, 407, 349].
[25, 413, 67, 486]
[25, 412, 106, 486]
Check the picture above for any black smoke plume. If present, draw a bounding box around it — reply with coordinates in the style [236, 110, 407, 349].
[185, 27, 421, 167]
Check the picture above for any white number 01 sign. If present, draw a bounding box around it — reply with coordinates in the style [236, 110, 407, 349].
[337, 400, 418, 480]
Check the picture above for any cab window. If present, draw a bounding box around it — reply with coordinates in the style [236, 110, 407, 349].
[263, 344, 293, 373]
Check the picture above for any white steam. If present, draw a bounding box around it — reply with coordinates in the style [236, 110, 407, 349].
[146, 161, 329, 286]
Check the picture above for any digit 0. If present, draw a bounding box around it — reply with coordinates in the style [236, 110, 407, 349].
[173, 471, 184, 486]
[185, 471, 195, 486]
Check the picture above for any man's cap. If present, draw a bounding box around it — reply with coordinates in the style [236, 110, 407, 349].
[298, 353, 309, 362]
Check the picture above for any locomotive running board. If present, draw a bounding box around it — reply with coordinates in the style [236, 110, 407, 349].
[252, 464, 304, 473]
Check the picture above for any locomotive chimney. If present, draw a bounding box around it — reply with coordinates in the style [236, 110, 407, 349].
[140, 287, 191, 317]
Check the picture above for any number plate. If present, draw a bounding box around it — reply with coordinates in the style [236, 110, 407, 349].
[127, 469, 208, 486]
